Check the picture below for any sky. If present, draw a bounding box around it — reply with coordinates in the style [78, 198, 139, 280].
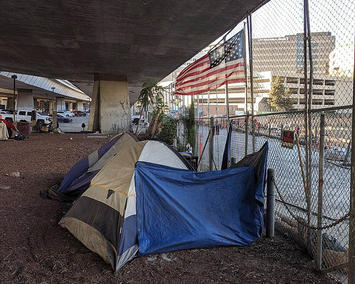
[216, 1, 352, 68]
[164, 0, 354, 82]
[252, 0, 355, 46]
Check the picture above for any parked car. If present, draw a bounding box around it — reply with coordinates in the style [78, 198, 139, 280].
[57, 113, 72, 123]
[325, 146, 348, 162]
[1, 109, 52, 127]
[75, 110, 86, 117]
[0, 109, 13, 115]
[58, 111, 75, 117]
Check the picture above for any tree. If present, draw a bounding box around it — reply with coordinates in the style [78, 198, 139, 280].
[135, 82, 165, 135]
[267, 76, 293, 111]
[146, 94, 166, 138]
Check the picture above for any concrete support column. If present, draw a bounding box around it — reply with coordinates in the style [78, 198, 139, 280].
[56, 98, 64, 112]
[88, 79, 130, 134]
[77, 101, 84, 111]
[17, 89, 33, 109]
[7, 97, 15, 110]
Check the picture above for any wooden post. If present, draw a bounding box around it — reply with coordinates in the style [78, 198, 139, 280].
[266, 169, 275, 238]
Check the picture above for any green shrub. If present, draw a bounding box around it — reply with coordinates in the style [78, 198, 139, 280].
[157, 115, 177, 145]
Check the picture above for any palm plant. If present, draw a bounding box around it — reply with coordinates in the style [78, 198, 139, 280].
[148, 94, 166, 138]
[135, 82, 165, 135]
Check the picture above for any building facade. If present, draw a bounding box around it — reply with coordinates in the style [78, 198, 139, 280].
[162, 31, 353, 116]
[253, 32, 335, 76]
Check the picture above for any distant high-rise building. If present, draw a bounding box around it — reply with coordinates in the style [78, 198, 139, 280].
[253, 32, 335, 75]
[329, 44, 354, 78]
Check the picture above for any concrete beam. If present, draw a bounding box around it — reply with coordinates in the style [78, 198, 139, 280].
[88, 80, 130, 134]
[0, 0, 266, 100]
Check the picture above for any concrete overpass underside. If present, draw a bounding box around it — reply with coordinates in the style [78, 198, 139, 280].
[0, 0, 266, 133]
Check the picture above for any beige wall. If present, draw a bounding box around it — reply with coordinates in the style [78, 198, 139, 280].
[89, 80, 131, 133]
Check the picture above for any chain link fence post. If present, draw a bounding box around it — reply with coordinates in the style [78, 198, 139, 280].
[316, 112, 325, 270]
[266, 168, 275, 238]
[349, 48, 355, 284]
[209, 117, 214, 171]
[245, 111, 249, 156]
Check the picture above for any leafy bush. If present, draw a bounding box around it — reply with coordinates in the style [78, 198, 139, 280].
[157, 115, 177, 145]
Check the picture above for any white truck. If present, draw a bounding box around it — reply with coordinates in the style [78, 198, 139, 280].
[0, 109, 52, 127]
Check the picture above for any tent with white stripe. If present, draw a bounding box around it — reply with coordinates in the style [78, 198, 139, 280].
[59, 133, 268, 271]
[60, 134, 193, 270]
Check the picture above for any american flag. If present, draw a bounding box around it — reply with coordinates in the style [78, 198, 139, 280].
[175, 29, 245, 96]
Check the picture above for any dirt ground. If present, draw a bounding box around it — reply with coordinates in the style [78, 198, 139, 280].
[0, 133, 335, 283]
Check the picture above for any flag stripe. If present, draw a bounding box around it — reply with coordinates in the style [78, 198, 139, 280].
[175, 29, 245, 96]
[176, 65, 211, 84]
[176, 59, 243, 85]
[176, 69, 245, 91]
[176, 61, 244, 88]
[176, 71, 245, 93]
[175, 78, 245, 96]
[178, 54, 209, 78]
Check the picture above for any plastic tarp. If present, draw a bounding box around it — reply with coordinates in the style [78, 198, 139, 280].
[135, 142, 267, 255]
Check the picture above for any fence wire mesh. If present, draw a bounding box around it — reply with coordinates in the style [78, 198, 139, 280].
[169, 0, 354, 281]
[254, 108, 350, 275]
[194, 107, 351, 280]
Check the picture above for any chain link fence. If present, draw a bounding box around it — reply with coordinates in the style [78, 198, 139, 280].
[192, 106, 350, 281]
[169, 0, 354, 281]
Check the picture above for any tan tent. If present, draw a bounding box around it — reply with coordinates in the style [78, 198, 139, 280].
[60, 133, 192, 271]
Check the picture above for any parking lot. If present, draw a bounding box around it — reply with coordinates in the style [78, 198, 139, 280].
[58, 116, 89, 133]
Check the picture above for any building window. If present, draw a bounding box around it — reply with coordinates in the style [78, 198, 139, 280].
[325, 80, 335, 86]
[325, 99, 335, 105]
[325, 91, 335, 96]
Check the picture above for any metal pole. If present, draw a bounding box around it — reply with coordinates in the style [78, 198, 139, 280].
[243, 22, 248, 114]
[245, 111, 249, 156]
[51, 87, 58, 130]
[197, 94, 200, 121]
[316, 113, 325, 271]
[222, 35, 230, 123]
[303, 0, 312, 253]
[349, 36, 355, 284]
[247, 14, 255, 153]
[266, 168, 275, 238]
[209, 117, 215, 171]
[11, 75, 17, 125]
[306, 0, 313, 219]
[207, 90, 210, 118]
[216, 89, 219, 116]
[225, 82, 230, 122]
[195, 95, 199, 156]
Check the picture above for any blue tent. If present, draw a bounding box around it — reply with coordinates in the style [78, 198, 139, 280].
[135, 142, 268, 255]
[59, 138, 268, 271]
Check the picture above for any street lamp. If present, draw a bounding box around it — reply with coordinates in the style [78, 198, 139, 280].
[11, 75, 17, 124]
[51, 86, 58, 130]
[51, 87, 55, 113]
